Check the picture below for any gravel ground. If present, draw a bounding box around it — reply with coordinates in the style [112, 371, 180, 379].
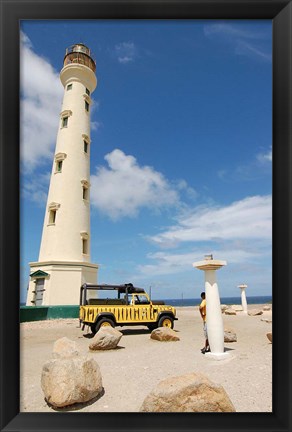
[20, 305, 272, 413]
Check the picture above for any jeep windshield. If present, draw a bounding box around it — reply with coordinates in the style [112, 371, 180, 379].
[129, 294, 150, 305]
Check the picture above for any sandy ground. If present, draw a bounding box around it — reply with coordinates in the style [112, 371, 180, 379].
[20, 305, 272, 413]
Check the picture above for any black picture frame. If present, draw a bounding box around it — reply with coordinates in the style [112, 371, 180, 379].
[0, 1, 291, 431]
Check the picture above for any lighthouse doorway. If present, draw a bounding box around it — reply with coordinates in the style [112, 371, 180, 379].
[35, 279, 45, 305]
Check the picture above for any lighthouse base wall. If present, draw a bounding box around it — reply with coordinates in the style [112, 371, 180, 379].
[26, 260, 98, 306]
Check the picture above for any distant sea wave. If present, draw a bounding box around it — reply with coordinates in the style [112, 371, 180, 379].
[156, 296, 272, 307]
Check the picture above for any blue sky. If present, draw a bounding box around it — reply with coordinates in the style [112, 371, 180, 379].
[20, 20, 272, 303]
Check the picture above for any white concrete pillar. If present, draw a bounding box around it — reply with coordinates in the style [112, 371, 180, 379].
[193, 255, 230, 360]
[238, 284, 248, 313]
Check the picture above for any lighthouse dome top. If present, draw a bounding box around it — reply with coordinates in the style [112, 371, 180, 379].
[63, 43, 96, 73]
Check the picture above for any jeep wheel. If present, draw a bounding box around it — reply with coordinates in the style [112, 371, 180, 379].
[95, 318, 115, 333]
[158, 316, 174, 329]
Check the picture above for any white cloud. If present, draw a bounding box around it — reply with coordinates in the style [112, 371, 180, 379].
[204, 23, 267, 40]
[21, 31, 32, 47]
[20, 32, 63, 172]
[91, 120, 102, 131]
[137, 195, 272, 278]
[21, 171, 51, 206]
[174, 179, 198, 201]
[217, 169, 227, 180]
[137, 246, 265, 277]
[114, 42, 136, 64]
[257, 147, 272, 163]
[90, 149, 180, 220]
[235, 41, 271, 62]
[148, 195, 272, 247]
[204, 23, 271, 62]
[218, 146, 272, 181]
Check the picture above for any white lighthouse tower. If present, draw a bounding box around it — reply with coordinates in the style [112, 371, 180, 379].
[26, 43, 98, 306]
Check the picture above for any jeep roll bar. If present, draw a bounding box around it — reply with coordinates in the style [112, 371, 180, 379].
[79, 283, 146, 306]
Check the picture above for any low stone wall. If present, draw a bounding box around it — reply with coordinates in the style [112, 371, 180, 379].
[20, 306, 79, 323]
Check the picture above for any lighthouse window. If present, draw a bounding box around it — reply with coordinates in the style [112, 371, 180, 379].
[67, 84, 72, 91]
[54, 153, 67, 172]
[85, 101, 89, 112]
[49, 210, 56, 224]
[56, 160, 63, 172]
[83, 186, 89, 200]
[82, 239, 88, 255]
[86, 88, 90, 96]
[62, 116, 68, 128]
[84, 140, 88, 153]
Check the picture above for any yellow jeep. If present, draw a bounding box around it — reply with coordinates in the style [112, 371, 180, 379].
[79, 283, 177, 334]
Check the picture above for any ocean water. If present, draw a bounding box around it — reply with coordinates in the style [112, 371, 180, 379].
[155, 295, 272, 307]
[20, 295, 272, 308]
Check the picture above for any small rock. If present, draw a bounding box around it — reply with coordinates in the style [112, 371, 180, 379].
[140, 372, 235, 412]
[224, 327, 237, 342]
[221, 305, 228, 313]
[225, 309, 236, 315]
[41, 356, 103, 408]
[89, 326, 123, 350]
[52, 337, 80, 359]
[248, 309, 263, 316]
[150, 327, 180, 342]
[266, 333, 272, 343]
[231, 305, 243, 312]
[261, 317, 272, 323]
[263, 305, 272, 311]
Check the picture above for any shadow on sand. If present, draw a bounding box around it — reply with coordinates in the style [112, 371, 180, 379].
[45, 388, 105, 411]
[120, 328, 150, 336]
[82, 327, 180, 337]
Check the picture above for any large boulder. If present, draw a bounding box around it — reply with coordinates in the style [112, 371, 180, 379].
[150, 327, 180, 342]
[89, 326, 123, 350]
[41, 356, 103, 408]
[140, 372, 235, 412]
[248, 309, 263, 316]
[225, 309, 236, 315]
[52, 337, 80, 359]
[224, 327, 237, 343]
[266, 333, 272, 343]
